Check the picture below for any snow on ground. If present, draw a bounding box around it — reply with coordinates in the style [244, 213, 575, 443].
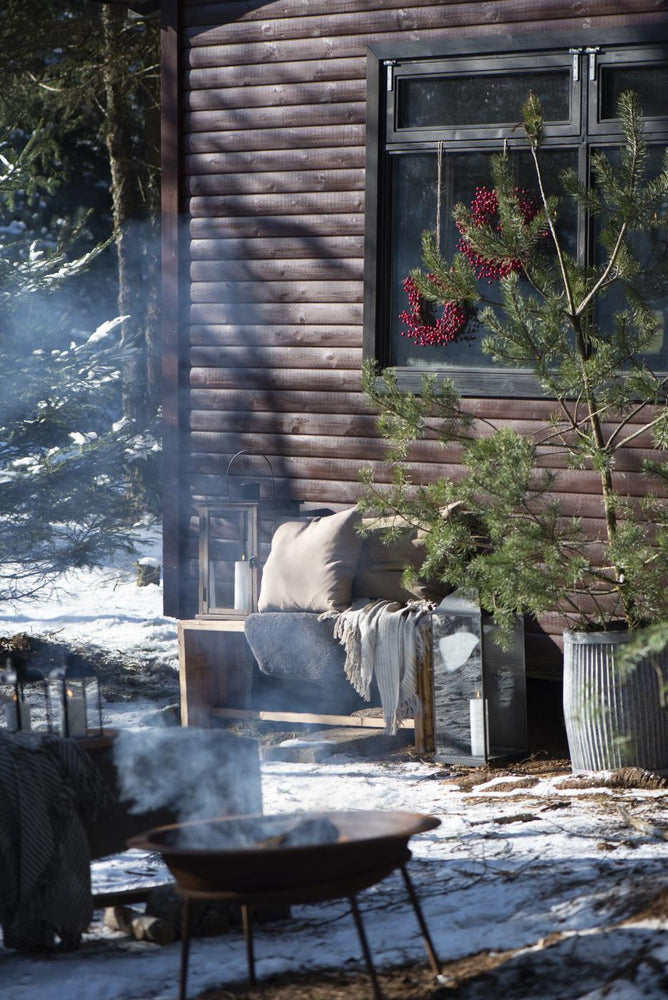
[1, 546, 668, 1000]
[0, 525, 179, 674]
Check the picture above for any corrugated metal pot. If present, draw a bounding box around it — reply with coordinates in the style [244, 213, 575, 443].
[563, 629, 668, 773]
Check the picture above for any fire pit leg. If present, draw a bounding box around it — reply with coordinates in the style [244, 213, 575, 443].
[241, 904, 256, 986]
[349, 895, 385, 1000]
[399, 864, 443, 979]
[179, 896, 193, 1000]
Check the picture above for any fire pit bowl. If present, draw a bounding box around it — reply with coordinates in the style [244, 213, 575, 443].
[128, 809, 440, 895]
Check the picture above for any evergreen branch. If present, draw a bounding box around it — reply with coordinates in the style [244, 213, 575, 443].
[615, 411, 668, 452]
[575, 221, 628, 318]
[357, 475, 428, 534]
[605, 376, 668, 451]
[533, 425, 589, 449]
[576, 94, 646, 317]
[519, 260, 553, 305]
[527, 142, 576, 316]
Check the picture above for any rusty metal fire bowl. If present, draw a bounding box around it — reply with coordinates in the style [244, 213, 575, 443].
[129, 809, 439, 894]
[128, 810, 442, 1000]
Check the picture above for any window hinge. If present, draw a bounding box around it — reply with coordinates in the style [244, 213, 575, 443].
[569, 47, 583, 82]
[385, 60, 397, 92]
[586, 46, 601, 81]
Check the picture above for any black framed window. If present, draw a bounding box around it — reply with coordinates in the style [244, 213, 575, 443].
[364, 30, 668, 397]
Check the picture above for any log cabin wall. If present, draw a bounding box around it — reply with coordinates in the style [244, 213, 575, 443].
[162, 0, 668, 672]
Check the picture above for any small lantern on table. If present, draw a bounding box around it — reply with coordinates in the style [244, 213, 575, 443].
[49, 655, 103, 738]
[0, 655, 51, 733]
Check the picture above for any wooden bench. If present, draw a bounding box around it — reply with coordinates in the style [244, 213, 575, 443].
[178, 618, 435, 753]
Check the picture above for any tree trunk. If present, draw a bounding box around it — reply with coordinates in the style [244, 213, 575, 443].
[101, 3, 149, 424]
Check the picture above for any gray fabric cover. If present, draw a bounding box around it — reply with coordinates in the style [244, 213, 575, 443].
[244, 612, 367, 714]
[245, 612, 345, 684]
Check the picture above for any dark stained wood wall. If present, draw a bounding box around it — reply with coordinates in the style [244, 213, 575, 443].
[164, 0, 668, 669]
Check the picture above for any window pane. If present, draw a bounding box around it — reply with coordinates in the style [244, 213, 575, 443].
[390, 148, 578, 369]
[595, 145, 668, 367]
[397, 71, 571, 129]
[601, 64, 668, 119]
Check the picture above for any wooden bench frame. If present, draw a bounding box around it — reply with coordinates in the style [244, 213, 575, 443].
[178, 618, 435, 753]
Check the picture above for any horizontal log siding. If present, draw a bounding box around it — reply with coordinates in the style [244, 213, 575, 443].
[177, 0, 666, 655]
[184, 1, 665, 46]
[184, 0, 665, 29]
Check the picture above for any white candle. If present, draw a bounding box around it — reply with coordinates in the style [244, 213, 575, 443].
[234, 558, 251, 610]
[469, 695, 487, 757]
[3, 699, 31, 732]
[62, 692, 87, 737]
[3, 702, 16, 731]
[208, 562, 217, 609]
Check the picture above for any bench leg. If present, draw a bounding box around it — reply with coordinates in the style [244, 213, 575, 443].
[241, 903, 256, 986]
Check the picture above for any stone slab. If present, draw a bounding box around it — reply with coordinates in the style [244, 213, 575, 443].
[260, 726, 413, 762]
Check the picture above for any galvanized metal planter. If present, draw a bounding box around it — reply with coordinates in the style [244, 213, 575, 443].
[563, 630, 668, 773]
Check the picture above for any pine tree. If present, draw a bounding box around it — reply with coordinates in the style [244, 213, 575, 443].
[361, 92, 668, 642]
[0, 127, 159, 603]
[0, 0, 161, 524]
[0, 0, 161, 424]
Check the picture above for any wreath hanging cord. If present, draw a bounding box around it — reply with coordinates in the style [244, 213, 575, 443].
[436, 141, 444, 252]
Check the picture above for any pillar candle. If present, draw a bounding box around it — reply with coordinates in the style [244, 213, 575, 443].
[62, 692, 87, 737]
[469, 695, 487, 757]
[234, 559, 251, 610]
[3, 699, 31, 732]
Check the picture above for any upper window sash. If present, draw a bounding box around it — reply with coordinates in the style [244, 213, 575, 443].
[386, 53, 581, 144]
[589, 46, 668, 137]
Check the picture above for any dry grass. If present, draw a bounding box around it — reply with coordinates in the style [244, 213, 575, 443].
[196, 948, 519, 1000]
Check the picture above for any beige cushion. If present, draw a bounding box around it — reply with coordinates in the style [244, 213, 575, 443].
[352, 516, 454, 604]
[258, 508, 363, 613]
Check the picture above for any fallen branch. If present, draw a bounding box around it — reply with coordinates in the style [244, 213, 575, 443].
[618, 806, 668, 841]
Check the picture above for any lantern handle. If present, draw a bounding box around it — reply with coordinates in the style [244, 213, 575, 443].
[225, 450, 275, 499]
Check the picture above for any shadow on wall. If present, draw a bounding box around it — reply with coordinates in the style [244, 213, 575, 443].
[182, 192, 364, 615]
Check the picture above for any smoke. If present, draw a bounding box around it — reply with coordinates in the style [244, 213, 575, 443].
[112, 727, 263, 825]
[173, 813, 340, 851]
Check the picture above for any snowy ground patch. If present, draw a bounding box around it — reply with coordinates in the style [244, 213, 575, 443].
[0, 524, 178, 673]
[1, 555, 668, 1000]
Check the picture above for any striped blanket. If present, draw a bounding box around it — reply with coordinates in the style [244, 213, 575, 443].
[0, 732, 106, 950]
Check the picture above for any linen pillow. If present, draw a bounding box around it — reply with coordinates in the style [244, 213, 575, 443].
[257, 507, 363, 613]
[352, 515, 455, 604]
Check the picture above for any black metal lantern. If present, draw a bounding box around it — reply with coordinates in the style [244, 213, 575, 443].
[198, 501, 260, 617]
[50, 655, 103, 738]
[1, 655, 51, 733]
[431, 590, 527, 765]
[197, 452, 300, 618]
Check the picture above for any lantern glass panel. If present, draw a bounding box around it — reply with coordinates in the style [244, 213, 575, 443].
[1, 657, 50, 733]
[50, 660, 103, 738]
[1, 661, 27, 732]
[431, 591, 527, 764]
[197, 500, 301, 618]
[199, 503, 259, 617]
